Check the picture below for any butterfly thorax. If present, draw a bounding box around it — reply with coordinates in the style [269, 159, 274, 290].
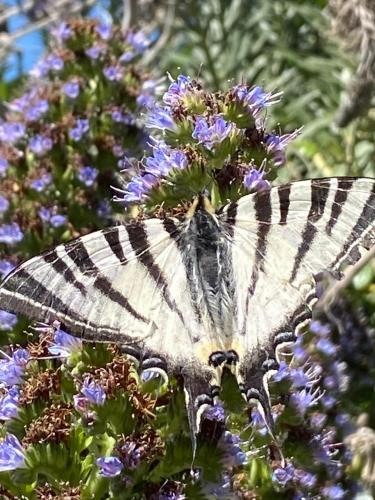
[181, 208, 235, 339]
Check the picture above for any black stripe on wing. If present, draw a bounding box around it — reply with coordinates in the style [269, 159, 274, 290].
[325, 178, 353, 236]
[290, 179, 330, 283]
[332, 182, 375, 269]
[1, 268, 83, 324]
[248, 189, 272, 296]
[65, 238, 148, 323]
[126, 221, 186, 325]
[42, 249, 87, 297]
[278, 184, 291, 225]
[102, 226, 128, 264]
[240, 190, 272, 334]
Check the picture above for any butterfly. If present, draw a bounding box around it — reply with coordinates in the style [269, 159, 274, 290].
[0, 177, 374, 451]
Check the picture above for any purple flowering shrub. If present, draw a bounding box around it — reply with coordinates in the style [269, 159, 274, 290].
[0, 18, 155, 339]
[0, 73, 374, 498]
[115, 75, 299, 211]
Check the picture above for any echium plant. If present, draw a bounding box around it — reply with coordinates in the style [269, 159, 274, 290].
[0, 75, 370, 498]
[115, 75, 298, 211]
[0, 18, 156, 340]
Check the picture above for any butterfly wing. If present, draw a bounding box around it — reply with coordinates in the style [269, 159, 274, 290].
[0, 218, 219, 443]
[220, 177, 375, 423]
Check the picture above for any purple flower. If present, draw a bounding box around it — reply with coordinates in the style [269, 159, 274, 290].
[119, 51, 135, 63]
[321, 485, 345, 499]
[0, 349, 29, 385]
[316, 338, 337, 357]
[234, 85, 282, 118]
[103, 66, 123, 82]
[38, 208, 66, 227]
[121, 441, 142, 469]
[220, 431, 247, 467]
[294, 469, 317, 488]
[81, 378, 106, 406]
[0, 311, 17, 331]
[29, 135, 53, 156]
[38, 207, 51, 222]
[272, 360, 290, 382]
[25, 100, 49, 121]
[78, 166, 98, 187]
[272, 463, 295, 486]
[69, 118, 90, 141]
[265, 129, 300, 167]
[192, 116, 233, 150]
[0, 122, 26, 143]
[310, 320, 331, 337]
[46, 54, 64, 71]
[145, 142, 188, 177]
[0, 434, 25, 471]
[126, 31, 150, 53]
[120, 174, 158, 204]
[30, 173, 52, 192]
[96, 456, 123, 477]
[0, 387, 20, 420]
[291, 387, 323, 416]
[136, 94, 155, 108]
[0, 158, 8, 177]
[0, 223, 23, 245]
[163, 74, 192, 106]
[204, 403, 225, 422]
[63, 81, 80, 99]
[85, 45, 105, 59]
[243, 168, 270, 192]
[0, 260, 15, 278]
[146, 106, 177, 132]
[0, 195, 9, 214]
[96, 23, 112, 40]
[50, 215, 67, 228]
[49, 329, 82, 357]
[52, 22, 72, 43]
[97, 200, 112, 218]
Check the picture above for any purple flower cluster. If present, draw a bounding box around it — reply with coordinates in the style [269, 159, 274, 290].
[63, 80, 80, 99]
[0, 122, 26, 143]
[243, 167, 270, 193]
[30, 54, 64, 78]
[117, 140, 188, 204]
[0, 434, 25, 472]
[96, 456, 123, 477]
[30, 173, 52, 192]
[192, 115, 234, 150]
[163, 74, 192, 106]
[0, 349, 29, 386]
[120, 74, 299, 207]
[74, 377, 106, 414]
[0, 194, 9, 214]
[78, 166, 98, 187]
[0, 386, 20, 420]
[69, 118, 90, 141]
[233, 85, 282, 120]
[48, 328, 82, 357]
[0, 260, 15, 278]
[0, 222, 23, 245]
[38, 208, 67, 228]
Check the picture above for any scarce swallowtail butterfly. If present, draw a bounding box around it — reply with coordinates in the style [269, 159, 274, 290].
[0, 177, 374, 450]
